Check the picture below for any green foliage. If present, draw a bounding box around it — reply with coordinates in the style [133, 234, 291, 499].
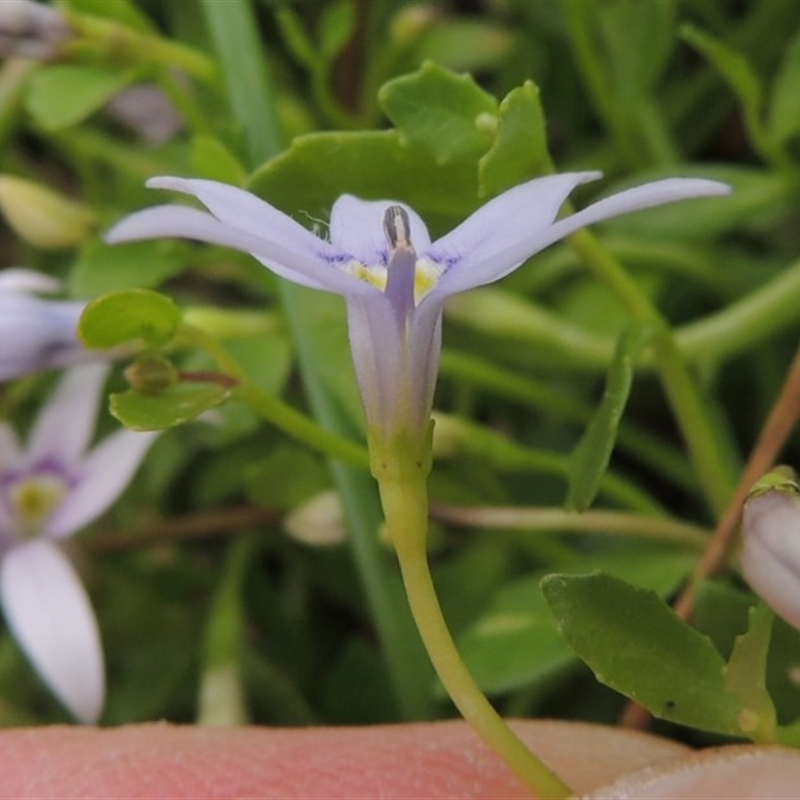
[460, 549, 694, 698]
[78, 289, 182, 349]
[566, 325, 650, 512]
[3, 0, 800, 747]
[542, 572, 745, 736]
[111, 382, 232, 431]
[478, 81, 551, 198]
[26, 66, 135, 130]
[379, 61, 498, 164]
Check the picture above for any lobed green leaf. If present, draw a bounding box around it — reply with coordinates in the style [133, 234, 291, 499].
[78, 288, 182, 349]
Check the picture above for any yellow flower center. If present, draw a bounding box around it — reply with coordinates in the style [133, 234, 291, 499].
[9, 474, 68, 534]
[344, 258, 441, 304]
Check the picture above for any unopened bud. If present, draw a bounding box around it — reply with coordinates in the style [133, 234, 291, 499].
[0, 0, 71, 59]
[0, 175, 95, 249]
[741, 467, 800, 631]
[284, 490, 346, 547]
[124, 355, 178, 395]
[389, 5, 436, 45]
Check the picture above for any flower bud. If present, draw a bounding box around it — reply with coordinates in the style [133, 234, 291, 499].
[741, 467, 800, 630]
[283, 490, 346, 547]
[0, 175, 95, 249]
[389, 5, 436, 45]
[0, 0, 71, 60]
[123, 355, 178, 395]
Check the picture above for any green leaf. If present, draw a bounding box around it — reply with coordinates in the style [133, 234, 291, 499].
[769, 28, 800, 144]
[69, 240, 186, 298]
[566, 325, 650, 512]
[249, 130, 479, 231]
[478, 81, 552, 199]
[319, 1, 356, 61]
[694, 580, 800, 726]
[190, 135, 247, 185]
[600, 0, 676, 103]
[542, 572, 744, 735]
[245, 447, 330, 511]
[25, 66, 134, 131]
[63, 0, 155, 31]
[78, 289, 182, 349]
[378, 62, 498, 165]
[680, 25, 764, 147]
[458, 549, 694, 696]
[273, 6, 318, 70]
[725, 603, 777, 742]
[410, 19, 515, 73]
[111, 382, 231, 430]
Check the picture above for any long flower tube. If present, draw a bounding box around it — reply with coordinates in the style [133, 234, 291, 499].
[107, 171, 729, 797]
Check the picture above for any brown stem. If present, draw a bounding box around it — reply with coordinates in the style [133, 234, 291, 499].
[89, 505, 278, 551]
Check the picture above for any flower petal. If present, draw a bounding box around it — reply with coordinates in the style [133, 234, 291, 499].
[106, 204, 373, 296]
[0, 539, 104, 723]
[0, 420, 22, 466]
[427, 172, 601, 295]
[26, 363, 109, 467]
[427, 175, 730, 298]
[542, 177, 732, 244]
[330, 195, 432, 264]
[741, 489, 800, 631]
[0, 267, 62, 293]
[0, 294, 87, 381]
[346, 295, 443, 441]
[148, 177, 377, 296]
[46, 428, 159, 538]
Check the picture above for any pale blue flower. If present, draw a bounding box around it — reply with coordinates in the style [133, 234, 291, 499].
[0, 268, 88, 381]
[0, 363, 158, 722]
[106, 173, 730, 449]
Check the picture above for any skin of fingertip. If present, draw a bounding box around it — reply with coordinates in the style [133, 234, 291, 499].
[0, 720, 691, 799]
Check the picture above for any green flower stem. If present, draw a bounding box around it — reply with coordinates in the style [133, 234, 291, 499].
[181, 323, 369, 469]
[431, 504, 709, 548]
[568, 228, 737, 515]
[202, 0, 432, 721]
[375, 456, 573, 799]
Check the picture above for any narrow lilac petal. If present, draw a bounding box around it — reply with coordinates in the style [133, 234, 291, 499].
[345, 296, 400, 436]
[428, 176, 730, 298]
[330, 195, 431, 264]
[46, 429, 159, 538]
[146, 177, 378, 296]
[0, 295, 87, 381]
[0, 540, 104, 723]
[0, 268, 62, 294]
[26, 363, 109, 467]
[345, 295, 444, 439]
[106, 205, 375, 297]
[0, 421, 22, 466]
[541, 178, 732, 244]
[428, 172, 601, 295]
